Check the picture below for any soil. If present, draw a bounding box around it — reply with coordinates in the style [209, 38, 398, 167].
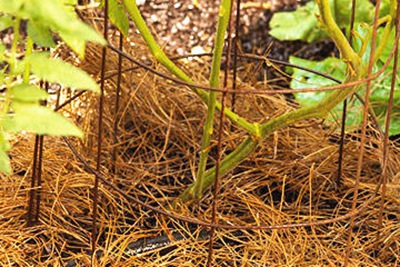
[137, 0, 313, 58]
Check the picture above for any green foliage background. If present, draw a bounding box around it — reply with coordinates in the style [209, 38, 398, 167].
[270, 0, 399, 135]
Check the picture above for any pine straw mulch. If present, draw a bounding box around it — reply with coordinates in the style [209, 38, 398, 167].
[1, 32, 400, 267]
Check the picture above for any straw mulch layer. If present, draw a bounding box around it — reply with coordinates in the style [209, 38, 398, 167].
[2, 24, 400, 267]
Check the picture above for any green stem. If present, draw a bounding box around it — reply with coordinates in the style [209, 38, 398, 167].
[179, 135, 260, 203]
[178, 0, 397, 204]
[194, 0, 232, 198]
[317, 0, 361, 74]
[178, 75, 361, 202]
[121, 0, 256, 134]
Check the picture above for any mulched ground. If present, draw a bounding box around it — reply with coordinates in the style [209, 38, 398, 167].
[1, 1, 400, 266]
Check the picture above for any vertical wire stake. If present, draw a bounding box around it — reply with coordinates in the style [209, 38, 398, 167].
[27, 135, 40, 226]
[336, 99, 347, 189]
[231, 0, 241, 113]
[35, 81, 48, 224]
[92, 0, 109, 262]
[376, 3, 400, 251]
[34, 135, 44, 224]
[336, 0, 356, 189]
[27, 80, 48, 225]
[112, 32, 124, 175]
[344, 0, 382, 265]
[206, 1, 235, 266]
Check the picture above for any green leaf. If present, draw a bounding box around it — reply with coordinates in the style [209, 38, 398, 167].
[26, 0, 81, 32]
[377, 27, 397, 68]
[334, 0, 374, 28]
[289, 55, 400, 135]
[108, 0, 130, 36]
[0, 131, 11, 174]
[289, 56, 346, 92]
[289, 56, 364, 131]
[59, 32, 86, 58]
[369, 67, 400, 136]
[0, 15, 14, 31]
[269, 0, 376, 43]
[0, 0, 24, 14]
[18, 0, 106, 56]
[8, 84, 49, 102]
[269, 1, 326, 43]
[3, 102, 83, 138]
[28, 20, 56, 48]
[28, 52, 100, 92]
[57, 22, 106, 57]
[372, 103, 400, 136]
[378, 0, 391, 18]
[57, 21, 106, 57]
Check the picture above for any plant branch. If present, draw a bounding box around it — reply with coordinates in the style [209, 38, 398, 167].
[178, 74, 361, 203]
[121, 0, 257, 134]
[194, 0, 232, 198]
[316, 0, 361, 74]
[178, 0, 397, 204]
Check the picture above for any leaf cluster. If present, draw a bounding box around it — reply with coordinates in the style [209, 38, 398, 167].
[0, 0, 105, 173]
[0, 0, 106, 56]
[271, 0, 399, 135]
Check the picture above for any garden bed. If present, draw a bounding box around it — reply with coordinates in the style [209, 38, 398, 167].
[1, 1, 399, 266]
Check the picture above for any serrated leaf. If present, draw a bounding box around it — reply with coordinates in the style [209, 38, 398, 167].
[58, 22, 106, 57]
[57, 21, 106, 53]
[26, 0, 80, 31]
[269, 1, 326, 43]
[21, 0, 106, 54]
[1, 0, 105, 54]
[59, 32, 86, 58]
[0, 15, 14, 31]
[108, 0, 129, 36]
[28, 52, 100, 92]
[9, 84, 49, 102]
[3, 102, 83, 138]
[28, 20, 55, 48]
